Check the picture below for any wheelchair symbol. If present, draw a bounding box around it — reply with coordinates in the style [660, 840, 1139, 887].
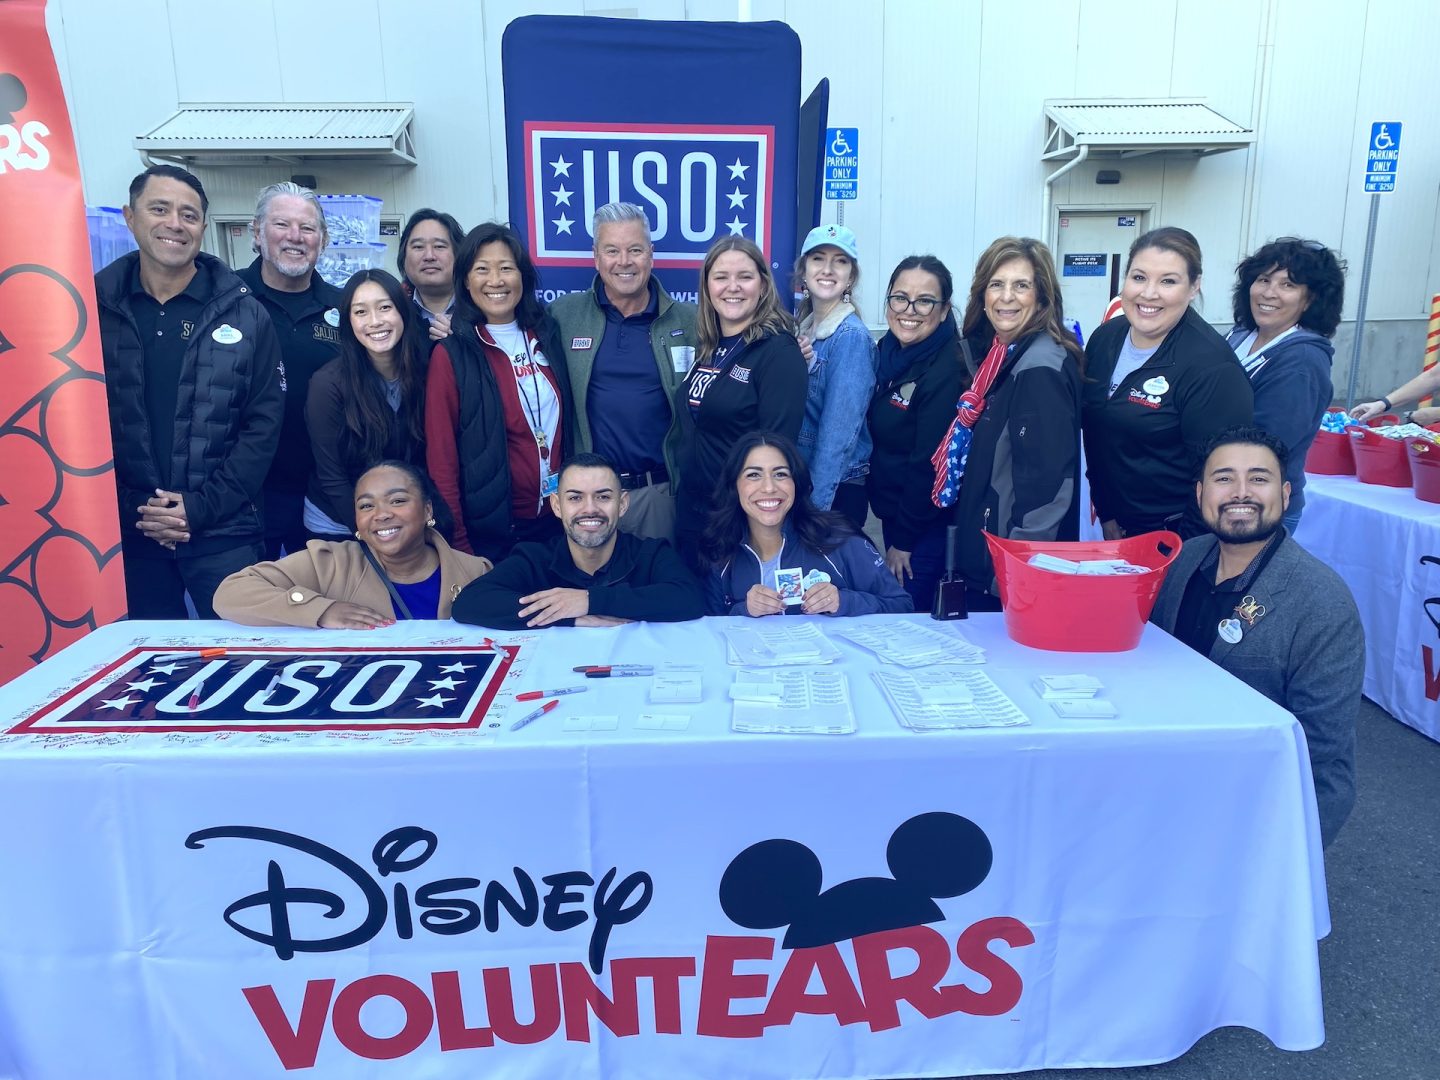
[830, 130, 853, 157]
[1373, 124, 1395, 151]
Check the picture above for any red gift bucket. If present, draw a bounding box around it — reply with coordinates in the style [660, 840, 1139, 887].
[1351, 427, 1412, 487]
[984, 531, 1182, 652]
[1410, 440, 1440, 504]
[1304, 409, 1397, 476]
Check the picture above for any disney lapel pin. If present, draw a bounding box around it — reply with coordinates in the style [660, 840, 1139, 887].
[1235, 595, 1267, 628]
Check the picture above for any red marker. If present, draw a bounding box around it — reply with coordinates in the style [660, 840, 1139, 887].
[510, 698, 559, 731]
[515, 687, 588, 701]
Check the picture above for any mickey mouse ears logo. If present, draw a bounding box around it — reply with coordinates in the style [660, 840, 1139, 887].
[0, 73, 27, 125]
[719, 812, 993, 950]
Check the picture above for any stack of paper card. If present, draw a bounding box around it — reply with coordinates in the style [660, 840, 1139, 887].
[731, 670, 856, 734]
[1027, 554, 1148, 576]
[650, 664, 703, 704]
[872, 669, 1028, 730]
[1031, 674, 1117, 718]
[836, 621, 986, 666]
[721, 622, 842, 667]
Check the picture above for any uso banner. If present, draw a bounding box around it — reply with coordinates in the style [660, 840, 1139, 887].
[0, 0, 125, 685]
[502, 16, 802, 301]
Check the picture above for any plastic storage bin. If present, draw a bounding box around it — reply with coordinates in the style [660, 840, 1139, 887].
[1305, 408, 1399, 476]
[316, 243, 386, 288]
[985, 531, 1182, 653]
[84, 205, 137, 272]
[319, 194, 382, 245]
[1351, 427, 1412, 488]
[1409, 441, 1440, 504]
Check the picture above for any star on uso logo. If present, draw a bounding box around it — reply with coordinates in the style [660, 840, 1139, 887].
[524, 121, 774, 268]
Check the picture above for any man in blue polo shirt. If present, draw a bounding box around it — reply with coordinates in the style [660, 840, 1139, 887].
[550, 202, 698, 542]
[236, 182, 342, 558]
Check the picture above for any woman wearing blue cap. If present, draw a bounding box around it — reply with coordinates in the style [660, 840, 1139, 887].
[793, 224, 878, 532]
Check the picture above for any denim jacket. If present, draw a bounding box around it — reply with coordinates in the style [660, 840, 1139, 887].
[796, 304, 878, 509]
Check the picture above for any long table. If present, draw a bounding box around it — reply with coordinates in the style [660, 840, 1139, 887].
[1293, 472, 1440, 741]
[0, 614, 1328, 1079]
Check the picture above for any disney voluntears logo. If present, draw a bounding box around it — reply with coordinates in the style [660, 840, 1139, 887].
[183, 811, 1035, 1069]
[0, 73, 52, 174]
[1129, 374, 1169, 410]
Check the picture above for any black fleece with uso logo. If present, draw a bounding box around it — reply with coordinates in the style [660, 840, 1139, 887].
[1082, 307, 1253, 539]
[670, 331, 807, 529]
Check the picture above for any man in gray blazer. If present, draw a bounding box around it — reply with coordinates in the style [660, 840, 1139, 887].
[1151, 426, 1362, 848]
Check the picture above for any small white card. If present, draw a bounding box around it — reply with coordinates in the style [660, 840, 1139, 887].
[636, 713, 691, 731]
[1050, 699, 1118, 719]
[651, 665, 703, 704]
[562, 715, 620, 732]
[775, 567, 805, 605]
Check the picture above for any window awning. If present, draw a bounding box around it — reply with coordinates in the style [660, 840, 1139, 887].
[134, 103, 417, 167]
[1043, 98, 1253, 160]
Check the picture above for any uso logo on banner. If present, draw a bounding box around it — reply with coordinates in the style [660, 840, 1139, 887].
[502, 16, 801, 298]
[524, 121, 774, 269]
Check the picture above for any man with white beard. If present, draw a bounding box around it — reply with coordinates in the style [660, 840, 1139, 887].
[237, 181, 343, 557]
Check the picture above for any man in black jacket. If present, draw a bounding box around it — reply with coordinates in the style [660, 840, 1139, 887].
[235, 181, 342, 558]
[96, 165, 283, 618]
[452, 453, 704, 629]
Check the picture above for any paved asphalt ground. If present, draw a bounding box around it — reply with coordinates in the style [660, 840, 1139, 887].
[928, 698, 1440, 1080]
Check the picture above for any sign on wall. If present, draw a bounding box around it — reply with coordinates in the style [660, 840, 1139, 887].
[502, 17, 801, 301]
[823, 127, 857, 200]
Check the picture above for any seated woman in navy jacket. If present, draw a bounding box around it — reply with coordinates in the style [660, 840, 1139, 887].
[701, 432, 912, 617]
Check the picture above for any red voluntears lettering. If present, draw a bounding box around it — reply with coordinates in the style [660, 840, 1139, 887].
[851, 926, 955, 1032]
[942, 916, 1036, 1016]
[431, 970, 495, 1050]
[696, 934, 774, 1037]
[330, 974, 434, 1060]
[1423, 645, 1440, 702]
[482, 964, 562, 1044]
[760, 943, 867, 1029]
[243, 979, 335, 1071]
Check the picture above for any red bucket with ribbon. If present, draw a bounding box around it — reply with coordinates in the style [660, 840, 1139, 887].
[985, 531, 1182, 652]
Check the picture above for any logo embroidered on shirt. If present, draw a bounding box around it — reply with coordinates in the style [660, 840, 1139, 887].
[571, 337, 593, 350]
[1127, 389, 1162, 409]
[729, 366, 753, 383]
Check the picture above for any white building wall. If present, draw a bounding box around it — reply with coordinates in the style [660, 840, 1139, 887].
[45, 0, 1440, 398]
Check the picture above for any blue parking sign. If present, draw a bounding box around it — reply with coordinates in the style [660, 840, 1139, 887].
[1364, 122, 1401, 193]
[825, 127, 858, 201]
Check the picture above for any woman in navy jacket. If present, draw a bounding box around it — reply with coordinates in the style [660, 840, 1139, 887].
[701, 432, 911, 617]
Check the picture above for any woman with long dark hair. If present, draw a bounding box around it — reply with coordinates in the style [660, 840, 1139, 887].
[936, 236, 1082, 610]
[425, 222, 575, 562]
[670, 236, 807, 568]
[701, 432, 910, 617]
[304, 269, 428, 539]
[867, 254, 969, 612]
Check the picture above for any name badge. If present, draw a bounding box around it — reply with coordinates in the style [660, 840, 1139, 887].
[212, 324, 243, 345]
[540, 472, 559, 498]
[324, 308, 340, 327]
[571, 336, 593, 350]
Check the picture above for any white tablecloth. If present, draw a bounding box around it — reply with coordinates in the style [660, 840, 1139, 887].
[0, 615, 1328, 1079]
[1294, 473, 1440, 741]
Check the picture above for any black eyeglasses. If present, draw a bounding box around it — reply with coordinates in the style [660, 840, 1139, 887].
[887, 294, 940, 316]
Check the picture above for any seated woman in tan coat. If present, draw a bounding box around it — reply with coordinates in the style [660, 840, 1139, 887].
[214, 460, 491, 627]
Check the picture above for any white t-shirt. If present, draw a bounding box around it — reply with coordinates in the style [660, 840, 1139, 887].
[488, 322, 560, 495]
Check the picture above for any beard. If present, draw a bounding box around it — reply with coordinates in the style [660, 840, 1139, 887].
[566, 516, 615, 550]
[1208, 502, 1284, 544]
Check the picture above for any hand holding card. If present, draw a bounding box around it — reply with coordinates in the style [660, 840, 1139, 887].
[775, 567, 805, 605]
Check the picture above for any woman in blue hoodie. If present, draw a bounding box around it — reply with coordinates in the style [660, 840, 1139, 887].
[1226, 238, 1347, 530]
[701, 432, 911, 617]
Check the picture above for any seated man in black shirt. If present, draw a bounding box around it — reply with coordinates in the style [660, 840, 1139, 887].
[452, 453, 704, 629]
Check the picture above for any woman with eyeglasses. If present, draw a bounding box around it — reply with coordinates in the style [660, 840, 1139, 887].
[670, 236, 807, 569]
[1226, 237, 1346, 530]
[1082, 227, 1252, 540]
[936, 237, 1082, 610]
[792, 224, 878, 532]
[867, 255, 969, 612]
[425, 222, 576, 563]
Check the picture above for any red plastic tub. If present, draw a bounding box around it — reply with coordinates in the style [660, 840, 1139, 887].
[985, 531, 1182, 652]
[1410, 441, 1440, 504]
[1305, 409, 1398, 476]
[1351, 427, 1412, 487]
